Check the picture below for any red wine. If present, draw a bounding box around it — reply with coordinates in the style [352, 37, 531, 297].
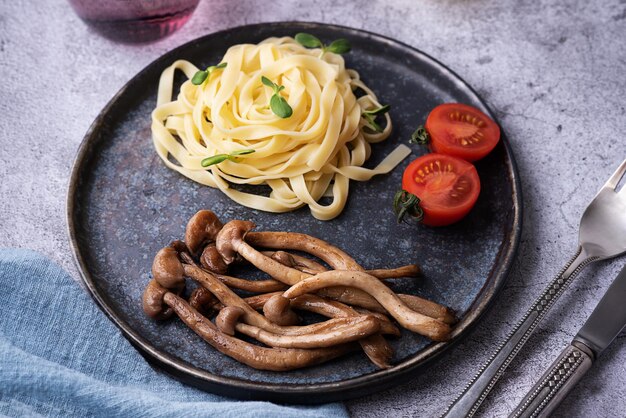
[69, 0, 199, 43]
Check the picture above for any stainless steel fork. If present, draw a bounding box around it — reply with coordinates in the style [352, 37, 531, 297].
[443, 159, 626, 418]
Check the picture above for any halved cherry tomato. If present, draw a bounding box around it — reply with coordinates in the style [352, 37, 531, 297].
[400, 153, 480, 226]
[425, 103, 500, 162]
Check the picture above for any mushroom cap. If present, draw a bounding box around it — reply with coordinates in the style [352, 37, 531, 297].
[169, 239, 195, 265]
[185, 210, 224, 255]
[189, 286, 219, 316]
[169, 240, 188, 255]
[142, 279, 173, 320]
[200, 244, 229, 274]
[263, 294, 300, 326]
[215, 220, 255, 265]
[216, 306, 245, 336]
[152, 246, 185, 289]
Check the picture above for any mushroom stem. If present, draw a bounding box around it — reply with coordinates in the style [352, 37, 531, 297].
[365, 265, 422, 279]
[290, 294, 397, 369]
[234, 315, 380, 348]
[247, 231, 364, 271]
[398, 294, 456, 325]
[163, 293, 354, 371]
[353, 307, 396, 325]
[261, 251, 422, 279]
[215, 273, 287, 293]
[265, 250, 421, 280]
[317, 286, 457, 325]
[204, 291, 288, 312]
[236, 243, 307, 285]
[290, 294, 400, 337]
[267, 251, 327, 275]
[242, 292, 284, 310]
[282, 271, 452, 342]
[358, 334, 395, 369]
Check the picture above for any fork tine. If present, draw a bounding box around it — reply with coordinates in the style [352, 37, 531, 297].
[602, 159, 626, 190]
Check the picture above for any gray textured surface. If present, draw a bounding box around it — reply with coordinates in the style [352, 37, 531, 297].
[0, 0, 624, 416]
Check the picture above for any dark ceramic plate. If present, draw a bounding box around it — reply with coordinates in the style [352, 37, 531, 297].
[67, 22, 521, 403]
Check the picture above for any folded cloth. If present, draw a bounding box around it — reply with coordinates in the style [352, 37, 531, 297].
[0, 249, 348, 418]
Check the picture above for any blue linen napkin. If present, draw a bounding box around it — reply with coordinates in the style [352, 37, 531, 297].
[0, 248, 348, 417]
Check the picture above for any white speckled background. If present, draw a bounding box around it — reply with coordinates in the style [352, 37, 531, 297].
[1, 0, 625, 416]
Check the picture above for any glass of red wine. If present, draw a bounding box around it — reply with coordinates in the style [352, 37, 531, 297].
[68, 0, 200, 43]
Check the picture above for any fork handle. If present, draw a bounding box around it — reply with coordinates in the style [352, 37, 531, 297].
[510, 341, 594, 418]
[442, 247, 598, 417]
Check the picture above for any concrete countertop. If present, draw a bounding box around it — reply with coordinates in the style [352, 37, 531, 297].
[1, 0, 625, 416]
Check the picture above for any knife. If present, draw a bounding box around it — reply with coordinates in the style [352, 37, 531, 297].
[510, 263, 626, 418]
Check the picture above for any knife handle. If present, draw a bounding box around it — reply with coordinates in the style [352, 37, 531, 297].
[510, 341, 595, 418]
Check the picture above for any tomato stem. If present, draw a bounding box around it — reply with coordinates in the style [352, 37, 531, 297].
[410, 125, 430, 145]
[393, 190, 424, 224]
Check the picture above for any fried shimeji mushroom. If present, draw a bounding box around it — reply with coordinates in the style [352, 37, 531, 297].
[144, 210, 458, 371]
[233, 315, 380, 349]
[263, 247, 455, 325]
[183, 262, 383, 347]
[200, 243, 229, 274]
[163, 292, 356, 371]
[142, 279, 174, 320]
[152, 247, 185, 290]
[283, 271, 452, 342]
[216, 221, 308, 286]
[263, 294, 301, 326]
[185, 210, 224, 255]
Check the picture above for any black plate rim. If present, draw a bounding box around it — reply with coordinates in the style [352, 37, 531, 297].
[66, 21, 522, 403]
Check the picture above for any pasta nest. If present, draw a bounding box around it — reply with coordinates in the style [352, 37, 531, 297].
[152, 36, 408, 220]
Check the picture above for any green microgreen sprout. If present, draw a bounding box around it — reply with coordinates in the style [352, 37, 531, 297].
[261, 76, 293, 118]
[295, 33, 352, 57]
[362, 104, 391, 133]
[191, 62, 227, 85]
[393, 190, 424, 224]
[201, 149, 255, 168]
[409, 124, 430, 145]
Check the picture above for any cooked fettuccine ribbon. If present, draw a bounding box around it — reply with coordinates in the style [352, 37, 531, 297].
[152, 36, 410, 220]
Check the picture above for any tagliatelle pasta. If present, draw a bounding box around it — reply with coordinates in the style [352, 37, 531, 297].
[151, 36, 410, 220]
